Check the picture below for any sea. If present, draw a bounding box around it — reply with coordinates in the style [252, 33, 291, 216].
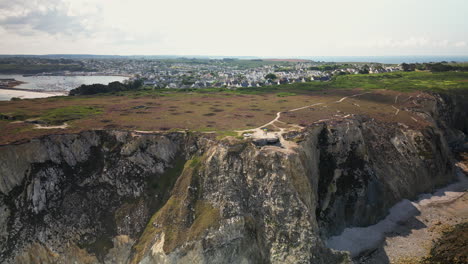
[297, 56, 468, 64]
[0, 74, 128, 101]
[0, 74, 128, 92]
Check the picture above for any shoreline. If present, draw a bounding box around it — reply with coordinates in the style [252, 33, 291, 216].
[10, 73, 133, 78]
[0, 86, 67, 93]
[0, 74, 129, 100]
[0, 88, 67, 101]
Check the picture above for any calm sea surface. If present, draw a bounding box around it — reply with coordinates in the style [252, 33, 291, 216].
[299, 56, 468, 64]
[0, 74, 128, 92]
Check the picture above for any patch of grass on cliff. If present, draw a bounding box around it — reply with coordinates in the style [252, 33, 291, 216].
[148, 157, 187, 196]
[215, 130, 240, 139]
[189, 156, 202, 168]
[276, 92, 297, 97]
[189, 201, 220, 240]
[39, 105, 103, 125]
[421, 223, 468, 264]
[0, 109, 36, 121]
[131, 155, 220, 264]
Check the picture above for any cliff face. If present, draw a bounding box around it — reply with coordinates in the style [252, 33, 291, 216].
[0, 92, 465, 264]
[313, 118, 453, 237]
[0, 131, 198, 263]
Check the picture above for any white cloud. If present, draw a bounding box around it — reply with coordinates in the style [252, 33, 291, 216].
[0, 0, 467, 55]
[455, 41, 467, 47]
[0, 0, 96, 36]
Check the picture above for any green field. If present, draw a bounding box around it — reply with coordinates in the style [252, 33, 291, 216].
[131, 71, 467, 96]
[330, 71, 468, 92]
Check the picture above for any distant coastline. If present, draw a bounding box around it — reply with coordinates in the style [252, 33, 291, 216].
[0, 78, 67, 100]
[288, 56, 468, 64]
[19, 72, 132, 78]
[0, 74, 129, 93]
[0, 74, 128, 100]
[2, 54, 467, 64]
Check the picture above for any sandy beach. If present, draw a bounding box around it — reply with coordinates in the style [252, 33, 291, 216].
[0, 88, 67, 101]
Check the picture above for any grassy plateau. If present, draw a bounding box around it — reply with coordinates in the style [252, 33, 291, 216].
[1, 71, 467, 144]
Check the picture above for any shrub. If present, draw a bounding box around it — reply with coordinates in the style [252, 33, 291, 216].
[69, 79, 143, 96]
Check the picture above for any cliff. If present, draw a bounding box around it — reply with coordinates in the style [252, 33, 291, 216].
[0, 91, 465, 264]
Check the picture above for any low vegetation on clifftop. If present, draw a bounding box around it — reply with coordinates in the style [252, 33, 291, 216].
[0, 71, 467, 144]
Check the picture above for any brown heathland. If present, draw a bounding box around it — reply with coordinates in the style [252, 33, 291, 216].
[0, 89, 431, 144]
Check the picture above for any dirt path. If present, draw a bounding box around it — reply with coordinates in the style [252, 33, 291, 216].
[289, 102, 324, 112]
[239, 92, 369, 134]
[392, 106, 400, 116]
[259, 111, 282, 129]
[235, 92, 376, 151]
[336, 92, 371, 103]
[34, 123, 69, 129]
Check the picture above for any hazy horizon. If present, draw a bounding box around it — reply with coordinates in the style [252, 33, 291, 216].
[1, 0, 467, 56]
[2, 54, 468, 64]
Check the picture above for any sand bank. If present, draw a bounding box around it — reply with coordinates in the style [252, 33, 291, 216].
[0, 88, 67, 101]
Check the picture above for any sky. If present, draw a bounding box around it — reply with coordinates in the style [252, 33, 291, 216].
[0, 0, 467, 56]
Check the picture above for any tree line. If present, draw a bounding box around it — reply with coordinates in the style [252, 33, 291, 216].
[401, 62, 468, 72]
[69, 79, 143, 96]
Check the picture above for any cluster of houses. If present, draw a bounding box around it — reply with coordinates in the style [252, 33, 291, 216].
[78, 58, 402, 89]
[138, 67, 399, 89]
[142, 76, 329, 89]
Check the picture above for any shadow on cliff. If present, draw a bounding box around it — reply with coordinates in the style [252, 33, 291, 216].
[329, 201, 428, 264]
[354, 215, 427, 264]
[354, 168, 468, 264]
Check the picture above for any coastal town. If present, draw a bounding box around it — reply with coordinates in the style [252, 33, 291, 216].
[0, 56, 402, 91]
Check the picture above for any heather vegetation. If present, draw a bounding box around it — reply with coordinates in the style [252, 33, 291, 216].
[0, 71, 467, 144]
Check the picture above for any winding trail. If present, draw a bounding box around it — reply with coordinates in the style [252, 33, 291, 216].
[289, 102, 324, 113]
[236, 92, 374, 150]
[336, 92, 371, 103]
[241, 102, 325, 133]
[239, 91, 370, 134]
[258, 111, 282, 129]
[391, 106, 400, 115]
[34, 123, 69, 129]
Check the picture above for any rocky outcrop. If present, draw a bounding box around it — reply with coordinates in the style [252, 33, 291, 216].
[0, 92, 466, 264]
[0, 131, 198, 263]
[311, 118, 453, 237]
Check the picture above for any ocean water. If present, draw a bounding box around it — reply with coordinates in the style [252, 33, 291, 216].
[299, 56, 468, 64]
[0, 74, 128, 92]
